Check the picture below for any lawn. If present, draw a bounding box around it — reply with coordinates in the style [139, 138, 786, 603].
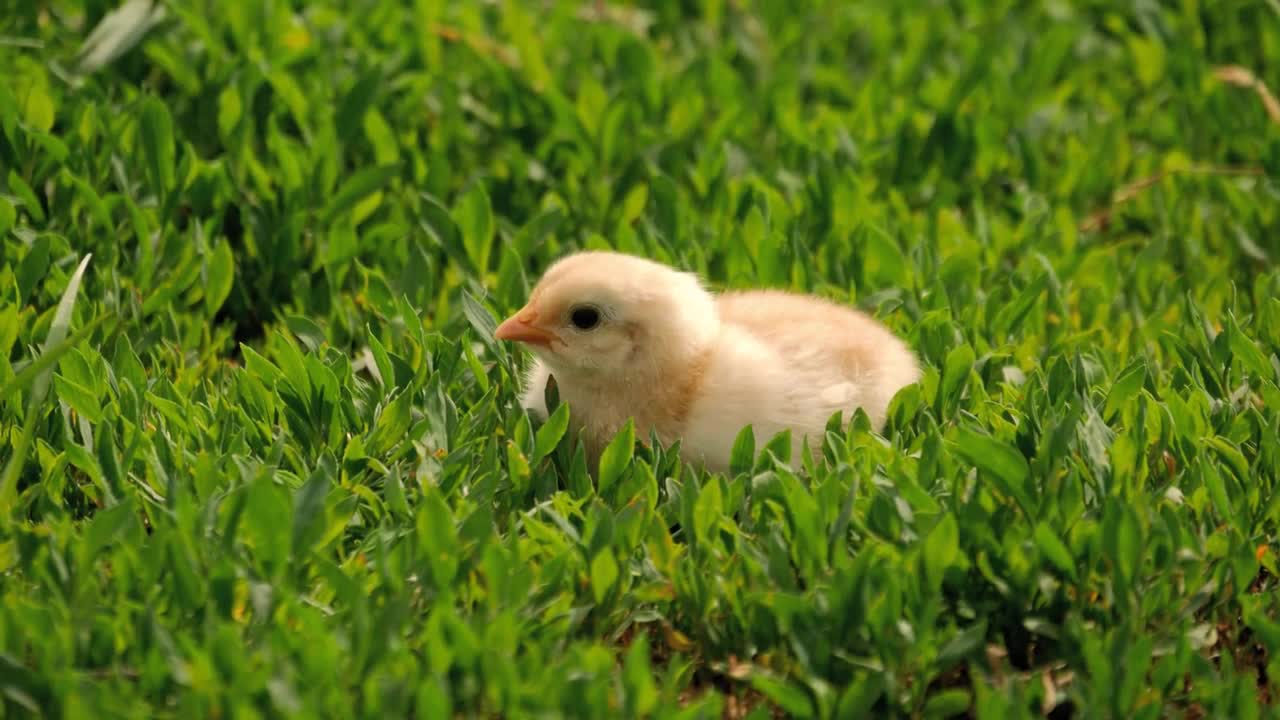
[2, 0, 1279, 717]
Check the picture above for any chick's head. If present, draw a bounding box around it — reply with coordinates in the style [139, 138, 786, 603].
[496, 252, 719, 382]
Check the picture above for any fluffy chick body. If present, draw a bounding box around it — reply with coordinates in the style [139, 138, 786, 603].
[498, 252, 920, 474]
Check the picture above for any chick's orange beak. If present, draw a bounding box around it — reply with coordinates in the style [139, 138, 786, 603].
[495, 309, 559, 349]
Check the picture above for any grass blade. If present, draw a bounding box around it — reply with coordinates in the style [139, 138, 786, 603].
[0, 254, 93, 517]
[0, 313, 115, 402]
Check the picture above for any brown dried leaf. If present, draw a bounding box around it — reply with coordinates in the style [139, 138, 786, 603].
[1213, 65, 1280, 124]
[1080, 165, 1265, 233]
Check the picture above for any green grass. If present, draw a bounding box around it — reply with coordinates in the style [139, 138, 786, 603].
[2, 0, 1280, 717]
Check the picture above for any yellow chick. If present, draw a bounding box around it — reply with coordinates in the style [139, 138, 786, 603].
[495, 251, 920, 473]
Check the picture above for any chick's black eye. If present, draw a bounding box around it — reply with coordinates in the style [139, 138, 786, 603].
[569, 306, 601, 330]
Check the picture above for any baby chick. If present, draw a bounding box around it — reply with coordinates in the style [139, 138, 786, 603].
[495, 251, 920, 474]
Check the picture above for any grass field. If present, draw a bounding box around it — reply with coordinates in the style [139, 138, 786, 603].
[3, 0, 1280, 717]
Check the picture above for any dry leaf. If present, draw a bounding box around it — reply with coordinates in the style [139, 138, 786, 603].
[1213, 65, 1280, 124]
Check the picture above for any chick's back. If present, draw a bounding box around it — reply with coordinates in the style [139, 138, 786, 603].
[680, 290, 919, 468]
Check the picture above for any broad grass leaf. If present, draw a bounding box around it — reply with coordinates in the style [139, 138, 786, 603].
[935, 620, 987, 667]
[269, 124, 306, 194]
[512, 207, 564, 257]
[619, 183, 648, 226]
[416, 678, 452, 719]
[64, 443, 106, 495]
[138, 96, 176, 195]
[460, 290, 498, 348]
[0, 313, 112, 403]
[267, 71, 310, 134]
[924, 689, 971, 719]
[598, 419, 635, 494]
[574, 75, 608, 138]
[1103, 503, 1142, 592]
[366, 328, 395, 391]
[948, 26, 1003, 110]
[323, 227, 364, 269]
[139, 246, 201, 315]
[992, 272, 1047, 337]
[0, 254, 92, 513]
[335, 68, 381, 139]
[240, 344, 285, 387]
[1232, 542, 1261, 605]
[506, 432, 533, 491]
[243, 479, 291, 570]
[862, 224, 909, 287]
[1242, 596, 1280, 653]
[648, 173, 679, 242]
[144, 390, 189, 435]
[18, 82, 54, 133]
[217, 85, 241, 140]
[0, 196, 15, 236]
[534, 402, 570, 462]
[284, 315, 326, 352]
[381, 466, 408, 517]
[273, 333, 312, 406]
[315, 558, 365, 617]
[938, 342, 974, 417]
[760, 429, 792, 468]
[1117, 636, 1155, 714]
[1104, 360, 1147, 420]
[53, 374, 102, 423]
[323, 165, 397, 224]
[836, 675, 884, 719]
[364, 110, 399, 165]
[7, 170, 44, 223]
[1078, 405, 1114, 476]
[62, 172, 112, 232]
[585, 503, 615, 558]
[418, 486, 459, 586]
[166, 536, 206, 608]
[732, 208, 764, 284]
[692, 476, 723, 550]
[495, 244, 528, 310]
[1127, 36, 1166, 89]
[622, 634, 659, 716]
[542, 373, 560, 415]
[1228, 314, 1273, 381]
[953, 426, 1033, 517]
[291, 458, 334, 558]
[1200, 458, 1237, 531]
[459, 505, 495, 549]
[16, 235, 50, 303]
[749, 673, 815, 718]
[590, 550, 618, 603]
[729, 424, 755, 476]
[204, 239, 234, 315]
[453, 184, 494, 274]
[25, 132, 68, 166]
[82, 497, 136, 561]
[828, 468, 858, 557]
[923, 513, 958, 589]
[418, 192, 475, 276]
[368, 390, 413, 457]
[0, 82, 13, 128]
[1034, 523, 1077, 580]
[0, 306, 18, 362]
[1207, 436, 1251, 484]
